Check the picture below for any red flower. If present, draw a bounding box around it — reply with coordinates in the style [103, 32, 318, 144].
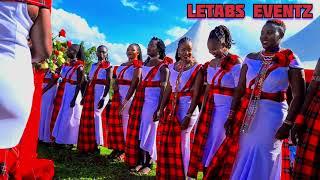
[273, 49, 294, 67]
[67, 41, 72, 48]
[53, 50, 59, 56]
[59, 29, 66, 38]
[132, 59, 143, 68]
[163, 56, 173, 65]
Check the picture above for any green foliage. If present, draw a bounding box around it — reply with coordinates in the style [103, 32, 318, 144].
[37, 144, 156, 179]
[80, 41, 96, 74]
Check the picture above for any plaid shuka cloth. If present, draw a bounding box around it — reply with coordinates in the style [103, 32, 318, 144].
[156, 64, 202, 180]
[125, 63, 164, 167]
[77, 62, 110, 153]
[187, 62, 238, 178]
[204, 61, 292, 179]
[294, 89, 320, 179]
[106, 65, 134, 151]
[49, 62, 83, 139]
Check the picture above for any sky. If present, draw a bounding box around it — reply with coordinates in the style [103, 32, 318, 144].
[52, 0, 319, 65]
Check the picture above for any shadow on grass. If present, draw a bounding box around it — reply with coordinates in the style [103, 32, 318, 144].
[37, 143, 156, 179]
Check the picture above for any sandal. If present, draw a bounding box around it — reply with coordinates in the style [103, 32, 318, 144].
[138, 166, 151, 175]
[130, 164, 143, 172]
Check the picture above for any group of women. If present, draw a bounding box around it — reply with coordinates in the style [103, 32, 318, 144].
[37, 18, 320, 180]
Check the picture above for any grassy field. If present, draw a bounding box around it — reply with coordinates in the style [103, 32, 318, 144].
[37, 143, 156, 179]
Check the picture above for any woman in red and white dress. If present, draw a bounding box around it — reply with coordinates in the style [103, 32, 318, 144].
[205, 19, 306, 180]
[125, 37, 170, 174]
[0, 0, 53, 178]
[77, 45, 111, 153]
[106, 43, 143, 159]
[51, 44, 84, 146]
[188, 25, 242, 178]
[39, 69, 59, 143]
[156, 37, 203, 179]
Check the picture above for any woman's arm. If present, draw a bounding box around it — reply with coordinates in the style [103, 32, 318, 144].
[224, 64, 248, 135]
[70, 66, 84, 107]
[153, 66, 170, 121]
[120, 67, 142, 110]
[275, 68, 306, 140]
[181, 69, 204, 130]
[28, 6, 52, 62]
[98, 68, 112, 109]
[157, 84, 172, 120]
[291, 61, 320, 144]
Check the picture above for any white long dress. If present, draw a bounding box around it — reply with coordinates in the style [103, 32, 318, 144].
[231, 56, 303, 180]
[139, 65, 162, 161]
[52, 65, 83, 145]
[0, 2, 34, 148]
[38, 71, 58, 143]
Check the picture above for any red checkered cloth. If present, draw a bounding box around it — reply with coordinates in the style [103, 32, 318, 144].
[5, 0, 52, 9]
[49, 62, 84, 140]
[204, 59, 292, 179]
[294, 89, 320, 179]
[188, 56, 239, 178]
[77, 61, 110, 153]
[156, 64, 202, 179]
[125, 63, 165, 167]
[106, 65, 135, 151]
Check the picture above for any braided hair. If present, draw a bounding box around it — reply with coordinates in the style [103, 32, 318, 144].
[208, 25, 233, 49]
[76, 44, 86, 61]
[145, 37, 166, 64]
[175, 37, 192, 62]
[265, 19, 286, 38]
[129, 43, 143, 62]
[97, 45, 108, 61]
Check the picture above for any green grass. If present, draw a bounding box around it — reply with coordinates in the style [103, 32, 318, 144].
[37, 144, 156, 179]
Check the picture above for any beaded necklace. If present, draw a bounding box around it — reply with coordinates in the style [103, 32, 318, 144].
[240, 51, 274, 134]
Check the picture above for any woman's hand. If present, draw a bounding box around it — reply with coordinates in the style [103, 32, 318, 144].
[70, 99, 76, 108]
[224, 119, 233, 136]
[97, 98, 105, 109]
[291, 124, 304, 145]
[153, 109, 162, 122]
[181, 116, 191, 130]
[275, 123, 292, 140]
